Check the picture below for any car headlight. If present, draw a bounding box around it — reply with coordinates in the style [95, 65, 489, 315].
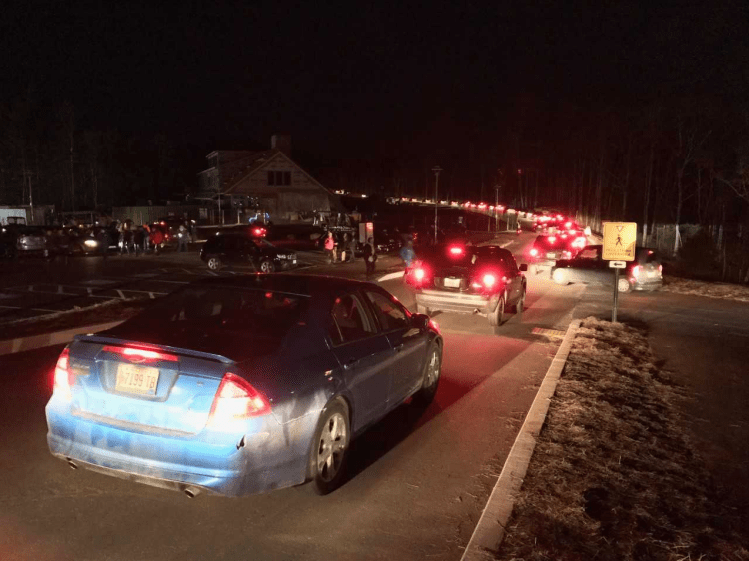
[84, 239, 98, 248]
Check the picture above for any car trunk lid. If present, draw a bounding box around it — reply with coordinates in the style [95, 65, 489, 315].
[66, 336, 232, 435]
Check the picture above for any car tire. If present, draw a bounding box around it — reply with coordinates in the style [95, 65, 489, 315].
[206, 256, 222, 271]
[413, 344, 442, 406]
[259, 259, 276, 273]
[488, 294, 506, 327]
[309, 400, 350, 495]
[416, 303, 430, 316]
[552, 268, 569, 285]
[617, 277, 631, 293]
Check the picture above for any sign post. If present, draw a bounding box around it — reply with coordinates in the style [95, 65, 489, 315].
[602, 222, 637, 322]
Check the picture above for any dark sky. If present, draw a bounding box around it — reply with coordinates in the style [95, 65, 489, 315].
[2, 1, 747, 165]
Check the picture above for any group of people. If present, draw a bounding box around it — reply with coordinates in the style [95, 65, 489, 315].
[323, 231, 379, 277]
[323, 231, 419, 279]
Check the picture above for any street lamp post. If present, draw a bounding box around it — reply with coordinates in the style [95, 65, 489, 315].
[431, 166, 442, 244]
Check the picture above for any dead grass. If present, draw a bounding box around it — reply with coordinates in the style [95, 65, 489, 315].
[662, 275, 749, 302]
[496, 317, 749, 561]
[0, 298, 152, 340]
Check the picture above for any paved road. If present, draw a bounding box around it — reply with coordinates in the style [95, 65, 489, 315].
[0, 232, 583, 561]
[3, 231, 744, 560]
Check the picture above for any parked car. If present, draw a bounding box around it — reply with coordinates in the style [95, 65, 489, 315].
[1, 225, 50, 258]
[550, 244, 663, 292]
[200, 233, 297, 272]
[406, 243, 527, 327]
[45, 275, 443, 497]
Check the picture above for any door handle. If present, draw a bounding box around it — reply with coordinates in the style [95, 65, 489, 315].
[344, 358, 358, 370]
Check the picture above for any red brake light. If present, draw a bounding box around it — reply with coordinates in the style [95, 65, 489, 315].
[530, 248, 538, 257]
[102, 345, 178, 363]
[632, 265, 641, 277]
[449, 246, 464, 256]
[482, 273, 497, 288]
[253, 227, 266, 237]
[53, 348, 72, 399]
[549, 236, 557, 243]
[208, 373, 271, 428]
[414, 268, 426, 281]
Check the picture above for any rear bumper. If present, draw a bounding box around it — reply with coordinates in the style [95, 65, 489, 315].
[46, 400, 315, 497]
[415, 289, 493, 315]
[632, 278, 663, 291]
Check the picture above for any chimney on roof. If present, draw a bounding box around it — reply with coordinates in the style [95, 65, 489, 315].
[271, 134, 291, 156]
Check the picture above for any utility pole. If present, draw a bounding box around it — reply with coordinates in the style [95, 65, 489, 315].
[432, 166, 442, 244]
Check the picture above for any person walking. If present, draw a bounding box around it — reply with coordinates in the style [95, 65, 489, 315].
[363, 237, 377, 278]
[150, 225, 164, 255]
[142, 223, 151, 253]
[400, 239, 416, 269]
[177, 222, 189, 252]
[324, 231, 336, 264]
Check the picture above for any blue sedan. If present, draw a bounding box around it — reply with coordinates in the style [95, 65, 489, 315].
[45, 274, 442, 497]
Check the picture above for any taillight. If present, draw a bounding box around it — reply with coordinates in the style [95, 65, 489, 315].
[414, 267, 426, 281]
[632, 265, 641, 277]
[53, 348, 73, 400]
[449, 246, 464, 256]
[102, 345, 178, 363]
[482, 274, 497, 288]
[549, 236, 557, 243]
[530, 248, 538, 257]
[208, 373, 271, 428]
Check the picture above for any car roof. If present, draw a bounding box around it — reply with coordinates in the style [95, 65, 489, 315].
[192, 273, 375, 297]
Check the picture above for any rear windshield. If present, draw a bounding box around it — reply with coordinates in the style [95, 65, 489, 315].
[131, 286, 310, 341]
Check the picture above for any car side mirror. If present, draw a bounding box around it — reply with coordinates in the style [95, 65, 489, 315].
[519, 263, 528, 272]
[411, 313, 429, 330]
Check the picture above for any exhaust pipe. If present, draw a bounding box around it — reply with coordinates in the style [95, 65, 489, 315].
[67, 459, 78, 470]
[183, 486, 201, 499]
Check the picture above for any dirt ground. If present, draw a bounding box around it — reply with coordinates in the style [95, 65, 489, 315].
[495, 318, 749, 561]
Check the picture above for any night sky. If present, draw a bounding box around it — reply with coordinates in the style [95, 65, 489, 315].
[2, 1, 748, 171]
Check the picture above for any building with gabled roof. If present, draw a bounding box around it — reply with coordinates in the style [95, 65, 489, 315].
[197, 135, 333, 222]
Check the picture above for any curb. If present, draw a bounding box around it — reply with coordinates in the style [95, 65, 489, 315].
[460, 318, 582, 561]
[0, 321, 124, 357]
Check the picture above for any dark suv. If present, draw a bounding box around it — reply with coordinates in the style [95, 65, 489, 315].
[406, 243, 527, 327]
[200, 234, 297, 272]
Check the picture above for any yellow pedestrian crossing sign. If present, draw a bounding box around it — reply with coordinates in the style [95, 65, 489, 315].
[602, 222, 637, 261]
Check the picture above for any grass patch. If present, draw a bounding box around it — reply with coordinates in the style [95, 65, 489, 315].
[661, 275, 749, 302]
[496, 317, 748, 561]
[0, 298, 152, 341]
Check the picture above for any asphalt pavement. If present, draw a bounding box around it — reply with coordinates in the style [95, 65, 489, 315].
[1, 231, 747, 559]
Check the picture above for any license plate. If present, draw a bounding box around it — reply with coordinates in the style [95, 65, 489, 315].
[116, 363, 160, 395]
[546, 252, 556, 259]
[444, 277, 461, 288]
[647, 271, 657, 278]
[292, 259, 297, 264]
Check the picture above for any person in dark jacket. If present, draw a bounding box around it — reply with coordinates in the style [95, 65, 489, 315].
[363, 237, 377, 277]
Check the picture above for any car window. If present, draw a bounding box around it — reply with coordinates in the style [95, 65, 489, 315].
[130, 286, 310, 341]
[577, 247, 600, 260]
[501, 254, 519, 274]
[364, 290, 410, 331]
[329, 293, 375, 344]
